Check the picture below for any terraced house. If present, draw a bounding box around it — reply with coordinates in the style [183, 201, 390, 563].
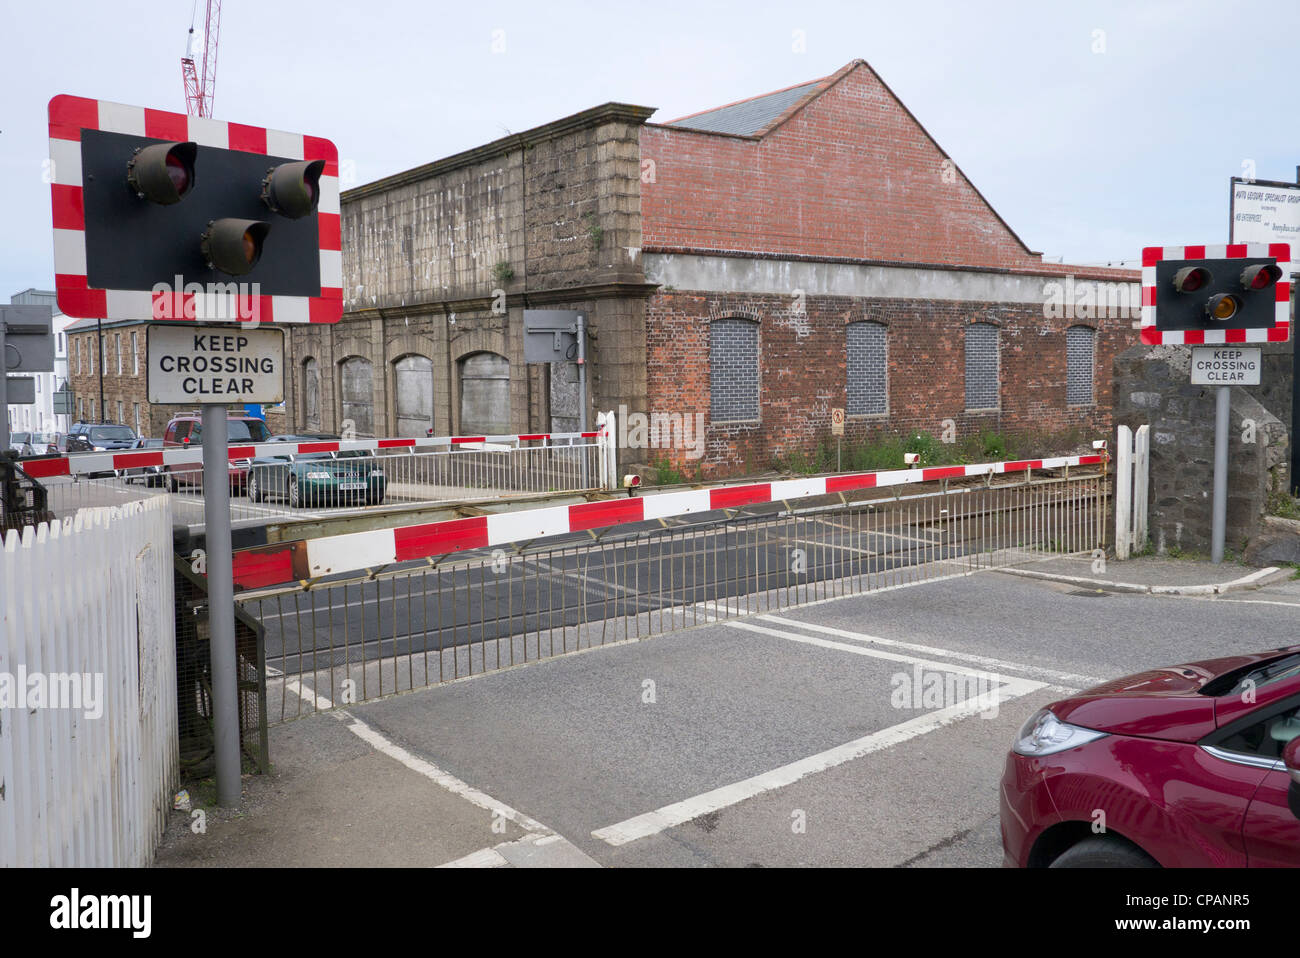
[283, 59, 1139, 476]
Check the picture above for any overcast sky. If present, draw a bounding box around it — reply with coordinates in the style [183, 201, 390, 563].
[2, 0, 1294, 299]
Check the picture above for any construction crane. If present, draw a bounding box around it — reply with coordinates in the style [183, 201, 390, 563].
[181, 0, 222, 117]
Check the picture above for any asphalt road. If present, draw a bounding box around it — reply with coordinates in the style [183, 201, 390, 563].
[323, 570, 1300, 867]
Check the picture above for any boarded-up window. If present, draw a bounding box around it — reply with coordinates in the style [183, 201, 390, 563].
[394, 355, 434, 437]
[965, 323, 999, 410]
[459, 352, 509, 435]
[1066, 326, 1095, 405]
[339, 357, 373, 437]
[846, 322, 887, 416]
[302, 358, 321, 431]
[710, 318, 759, 422]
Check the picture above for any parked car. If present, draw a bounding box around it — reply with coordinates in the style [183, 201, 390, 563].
[8, 432, 33, 455]
[161, 412, 271, 493]
[25, 432, 55, 456]
[1000, 645, 1300, 867]
[247, 434, 386, 508]
[120, 437, 166, 486]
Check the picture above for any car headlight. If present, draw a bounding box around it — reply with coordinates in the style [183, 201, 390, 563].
[1012, 708, 1107, 757]
[304, 471, 331, 480]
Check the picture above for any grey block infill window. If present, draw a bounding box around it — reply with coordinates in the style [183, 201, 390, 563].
[846, 322, 887, 416]
[710, 318, 760, 422]
[1066, 325, 1095, 405]
[965, 322, 999, 411]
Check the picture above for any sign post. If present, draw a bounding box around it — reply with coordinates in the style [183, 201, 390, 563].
[47, 95, 340, 808]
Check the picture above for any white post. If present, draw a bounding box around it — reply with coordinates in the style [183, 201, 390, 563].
[1133, 424, 1150, 553]
[1114, 425, 1133, 560]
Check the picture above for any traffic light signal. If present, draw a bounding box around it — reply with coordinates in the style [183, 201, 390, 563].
[48, 95, 341, 323]
[1141, 245, 1291, 345]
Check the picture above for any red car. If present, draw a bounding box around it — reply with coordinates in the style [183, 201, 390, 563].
[1001, 645, 1300, 867]
[161, 411, 271, 493]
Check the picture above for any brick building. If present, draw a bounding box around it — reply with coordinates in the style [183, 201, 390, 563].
[285, 59, 1140, 475]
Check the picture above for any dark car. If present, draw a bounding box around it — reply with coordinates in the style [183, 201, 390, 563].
[121, 437, 166, 486]
[248, 434, 386, 507]
[1001, 645, 1300, 867]
[161, 412, 271, 493]
[69, 422, 138, 451]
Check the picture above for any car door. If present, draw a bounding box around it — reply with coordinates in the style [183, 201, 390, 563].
[1238, 697, 1300, 866]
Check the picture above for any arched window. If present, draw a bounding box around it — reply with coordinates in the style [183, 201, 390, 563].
[459, 352, 509, 435]
[339, 356, 374, 437]
[393, 354, 434, 437]
[1066, 326, 1095, 406]
[965, 323, 1000, 411]
[302, 358, 321, 431]
[710, 318, 759, 422]
[846, 322, 887, 416]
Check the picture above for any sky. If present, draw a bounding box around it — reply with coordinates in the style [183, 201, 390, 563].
[1, 0, 1295, 299]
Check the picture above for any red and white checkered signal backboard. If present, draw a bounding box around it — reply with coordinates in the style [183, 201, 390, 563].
[1140, 243, 1290, 346]
[48, 95, 342, 324]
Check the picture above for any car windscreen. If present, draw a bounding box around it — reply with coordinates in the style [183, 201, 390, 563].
[189, 421, 272, 444]
[88, 426, 135, 442]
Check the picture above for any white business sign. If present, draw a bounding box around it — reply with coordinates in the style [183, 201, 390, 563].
[147, 324, 285, 404]
[1230, 178, 1300, 246]
[1190, 347, 1262, 386]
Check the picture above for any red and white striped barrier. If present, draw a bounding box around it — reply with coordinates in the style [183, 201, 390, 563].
[20, 430, 602, 480]
[230, 453, 1106, 590]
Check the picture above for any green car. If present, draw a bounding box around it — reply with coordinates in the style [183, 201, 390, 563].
[247, 435, 386, 508]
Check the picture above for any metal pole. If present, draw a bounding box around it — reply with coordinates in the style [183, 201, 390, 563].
[576, 313, 588, 488]
[1211, 385, 1230, 564]
[1, 320, 9, 449]
[203, 403, 241, 806]
[96, 318, 105, 421]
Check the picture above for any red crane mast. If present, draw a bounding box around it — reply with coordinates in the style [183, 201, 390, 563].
[181, 0, 223, 117]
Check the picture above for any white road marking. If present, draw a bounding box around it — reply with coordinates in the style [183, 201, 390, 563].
[592, 673, 1044, 847]
[754, 614, 1103, 688]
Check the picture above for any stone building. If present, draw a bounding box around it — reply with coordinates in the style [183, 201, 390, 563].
[285, 59, 1141, 475]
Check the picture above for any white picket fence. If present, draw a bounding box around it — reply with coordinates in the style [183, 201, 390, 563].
[0, 495, 178, 867]
[1114, 424, 1151, 559]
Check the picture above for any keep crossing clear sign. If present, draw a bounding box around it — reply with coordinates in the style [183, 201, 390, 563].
[1190, 347, 1262, 386]
[147, 324, 285, 404]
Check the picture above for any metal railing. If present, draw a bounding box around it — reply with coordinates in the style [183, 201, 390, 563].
[37, 439, 603, 526]
[238, 467, 1108, 722]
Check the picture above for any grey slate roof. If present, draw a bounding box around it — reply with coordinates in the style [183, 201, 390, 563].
[666, 79, 825, 136]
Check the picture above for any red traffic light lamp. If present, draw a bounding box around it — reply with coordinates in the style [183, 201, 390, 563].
[1172, 266, 1210, 293]
[261, 160, 325, 219]
[127, 141, 197, 205]
[1240, 263, 1282, 290]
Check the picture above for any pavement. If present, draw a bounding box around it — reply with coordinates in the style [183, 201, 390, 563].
[153, 551, 1300, 868]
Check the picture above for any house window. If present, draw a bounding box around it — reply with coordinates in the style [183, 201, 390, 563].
[1066, 325, 1095, 405]
[131, 331, 139, 375]
[88, 337, 94, 375]
[846, 321, 887, 416]
[394, 355, 434, 438]
[78, 397, 84, 419]
[117, 400, 124, 424]
[115, 333, 122, 375]
[709, 318, 760, 422]
[965, 322, 1000, 411]
[458, 352, 510, 435]
[339, 356, 374, 437]
[75, 338, 81, 374]
[134, 403, 141, 436]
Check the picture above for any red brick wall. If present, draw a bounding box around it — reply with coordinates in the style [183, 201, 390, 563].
[640, 62, 1050, 271]
[645, 290, 1136, 476]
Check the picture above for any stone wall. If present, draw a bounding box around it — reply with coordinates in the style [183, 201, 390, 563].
[1113, 343, 1293, 556]
[285, 104, 655, 447]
